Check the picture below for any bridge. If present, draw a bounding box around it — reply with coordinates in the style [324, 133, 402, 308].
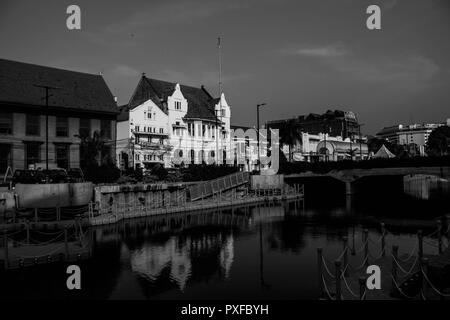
[285, 166, 450, 195]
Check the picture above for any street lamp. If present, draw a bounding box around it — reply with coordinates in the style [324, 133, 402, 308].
[256, 103, 266, 172]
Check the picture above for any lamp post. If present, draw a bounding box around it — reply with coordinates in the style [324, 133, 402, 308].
[256, 103, 266, 172]
[34, 84, 60, 171]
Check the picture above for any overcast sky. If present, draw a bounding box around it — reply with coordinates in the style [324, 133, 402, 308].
[1, 0, 449, 134]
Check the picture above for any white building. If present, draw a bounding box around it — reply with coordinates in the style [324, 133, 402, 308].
[285, 132, 368, 162]
[376, 120, 450, 156]
[116, 75, 231, 170]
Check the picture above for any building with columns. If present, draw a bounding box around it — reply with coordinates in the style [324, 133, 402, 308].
[116, 74, 232, 170]
[0, 59, 118, 174]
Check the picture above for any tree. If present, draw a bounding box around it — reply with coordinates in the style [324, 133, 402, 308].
[426, 126, 450, 156]
[279, 119, 300, 162]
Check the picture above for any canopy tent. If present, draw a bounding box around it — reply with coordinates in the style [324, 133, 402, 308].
[373, 144, 396, 158]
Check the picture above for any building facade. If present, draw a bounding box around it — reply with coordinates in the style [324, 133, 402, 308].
[283, 132, 368, 162]
[0, 59, 118, 174]
[116, 75, 231, 170]
[267, 109, 361, 140]
[376, 120, 450, 156]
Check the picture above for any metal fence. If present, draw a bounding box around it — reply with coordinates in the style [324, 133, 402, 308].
[188, 171, 250, 201]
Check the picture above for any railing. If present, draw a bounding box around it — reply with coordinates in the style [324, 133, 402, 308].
[187, 171, 250, 201]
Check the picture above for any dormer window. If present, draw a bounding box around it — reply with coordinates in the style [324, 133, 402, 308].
[175, 101, 181, 110]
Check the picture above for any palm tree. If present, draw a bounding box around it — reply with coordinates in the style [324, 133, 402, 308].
[76, 130, 107, 169]
[279, 119, 300, 162]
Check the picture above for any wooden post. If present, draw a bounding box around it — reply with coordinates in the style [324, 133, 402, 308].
[418, 230, 423, 260]
[3, 231, 8, 269]
[342, 236, 349, 276]
[391, 245, 399, 293]
[420, 258, 429, 300]
[64, 227, 69, 260]
[437, 220, 443, 255]
[334, 260, 342, 300]
[381, 223, 386, 257]
[317, 248, 324, 298]
[364, 229, 369, 266]
[359, 277, 366, 300]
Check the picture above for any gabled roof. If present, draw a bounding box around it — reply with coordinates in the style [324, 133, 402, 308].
[126, 75, 220, 121]
[0, 58, 118, 114]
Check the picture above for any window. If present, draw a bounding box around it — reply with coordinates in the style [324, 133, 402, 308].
[159, 128, 164, 134]
[55, 144, 70, 169]
[175, 101, 181, 110]
[79, 118, 90, 137]
[221, 109, 226, 117]
[26, 114, 40, 136]
[135, 125, 140, 133]
[202, 124, 206, 137]
[101, 120, 112, 139]
[25, 143, 40, 169]
[147, 112, 152, 119]
[56, 117, 68, 137]
[0, 113, 13, 135]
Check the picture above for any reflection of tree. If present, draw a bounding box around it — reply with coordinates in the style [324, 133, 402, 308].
[265, 216, 307, 253]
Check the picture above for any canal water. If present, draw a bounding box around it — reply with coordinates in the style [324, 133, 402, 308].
[0, 192, 448, 300]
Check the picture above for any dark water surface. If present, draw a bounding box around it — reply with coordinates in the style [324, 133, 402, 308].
[0, 192, 448, 300]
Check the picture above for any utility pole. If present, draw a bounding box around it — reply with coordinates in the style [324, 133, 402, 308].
[34, 84, 59, 171]
[217, 36, 222, 165]
[256, 103, 266, 172]
[323, 124, 328, 162]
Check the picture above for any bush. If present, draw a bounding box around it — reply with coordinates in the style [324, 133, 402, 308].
[84, 164, 121, 184]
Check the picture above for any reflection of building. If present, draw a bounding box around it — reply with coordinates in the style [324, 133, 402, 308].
[0, 59, 118, 173]
[376, 121, 449, 156]
[267, 109, 361, 140]
[116, 74, 231, 170]
[130, 237, 192, 291]
[282, 132, 368, 162]
[219, 234, 234, 279]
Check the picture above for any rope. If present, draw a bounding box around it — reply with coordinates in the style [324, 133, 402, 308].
[341, 273, 359, 298]
[422, 270, 450, 297]
[322, 274, 335, 300]
[390, 274, 417, 300]
[397, 242, 418, 262]
[354, 238, 369, 254]
[392, 254, 419, 275]
[321, 256, 336, 279]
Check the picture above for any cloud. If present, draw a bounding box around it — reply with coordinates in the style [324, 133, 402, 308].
[282, 43, 349, 58]
[109, 65, 141, 78]
[331, 55, 440, 89]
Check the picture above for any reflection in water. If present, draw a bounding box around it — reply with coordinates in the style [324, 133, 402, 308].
[0, 195, 447, 300]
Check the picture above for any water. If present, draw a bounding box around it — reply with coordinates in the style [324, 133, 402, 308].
[0, 194, 448, 300]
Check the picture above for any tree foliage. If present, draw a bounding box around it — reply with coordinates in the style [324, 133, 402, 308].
[426, 126, 450, 156]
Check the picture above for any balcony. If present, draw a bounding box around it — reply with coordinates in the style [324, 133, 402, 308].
[132, 128, 169, 137]
[136, 141, 173, 152]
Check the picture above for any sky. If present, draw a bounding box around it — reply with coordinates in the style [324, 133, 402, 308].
[1, 0, 449, 134]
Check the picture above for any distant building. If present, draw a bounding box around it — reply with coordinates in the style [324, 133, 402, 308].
[116, 75, 231, 170]
[266, 109, 365, 162]
[376, 121, 449, 156]
[285, 132, 368, 162]
[0, 59, 118, 173]
[267, 109, 361, 140]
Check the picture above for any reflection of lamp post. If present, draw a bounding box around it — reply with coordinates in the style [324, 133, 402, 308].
[256, 103, 267, 171]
